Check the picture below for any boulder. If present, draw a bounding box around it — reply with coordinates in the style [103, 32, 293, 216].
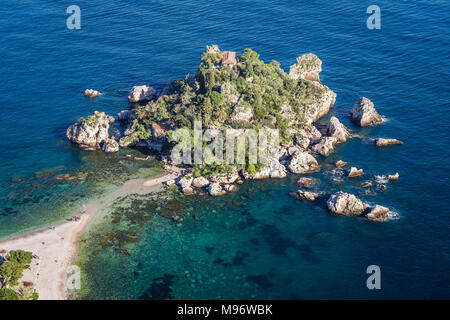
[128, 85, 156, 103]
[296, 177, 318, 188]
[102, 137, 119, 153]
[84, 89, 101, 98]
[327, 191, 369, 215]
[207, 183, 227, 196]
[177, 176, 193, 190]
[347, 167, 364, 178]
[295, 190, 321, 201]
[192, 176, 210, 188]
[310, 137, 338, 156]
[366, 205, 390, 221]
[66, 111, 111, 150]
[326, 117, 350, 143]
[223, 184, 237, 192]
[350, 97, 383, 127]
[387, 172, 399, 181]
[335, 160, 347, 168]
[375, 138, 403, 147]
[182, 187, 194, 195]
[288, 151, 320, 174]
[289, 53, 322, 82]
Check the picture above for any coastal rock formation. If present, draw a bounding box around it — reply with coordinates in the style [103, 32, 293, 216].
[326, 116, 350, 143]
[288, 151, 320, 174]
[289, 53, 322, 82]
[335, 160, 347, 168]
[387, 172, 399, 181]
[192, 176, 210, 188]
[347, 167, 364, 178]
[306, 84, 337, 124]
[207, 183, 227, 196]
[327, 191, 369, 215]
[102, 137, 119, 153]
[295, 189, 321, 201]
[128, 85, 156, 103]
[297, 177, 318, 188]
[66, 111, 111, 150]
[375, 138, 403, 147]
[366, 205, 390, 221]
[177, 176, 193, 195]
[117, 110, 137, 122]
[295, 125, 322, 151]
[350, 97, 383, 127]
[84, 89, 101, 98]
[311, 137, 338, 156]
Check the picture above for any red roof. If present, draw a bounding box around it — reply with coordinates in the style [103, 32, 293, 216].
[221, 51, 237, 65]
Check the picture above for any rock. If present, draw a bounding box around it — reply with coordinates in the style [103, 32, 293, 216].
[164, 179, 176, 186]
[205, 44, 220, 54]
[102, 137, 119, 153]
[350, 97, 383, 127]
[192, 176, 210, 188]
[367, 205, 390, 221]
[10, 177, 22, 182]
[84, 89, 101, 98]
[288, 151, 320, 174]
[310, 137, 338, 156]
[289, 53, 322, 82]
[177, 176, 193, 189]
[220, 82, 240, 104]
[361, 181, 372, 188]
[231, 103, 253, 122]
[172, 215, 182, 222]
[295, 190, 321, 201]
[387, 172, 399, 181]
[117, 110, 137, 122]
[296, 177, 318, 188]
[210, 168, 239, 184]
[347, 167, 364, 178]
[375, 138, 403, 147]
[332, 177, 345, 184]
[305, 84, 337, 124]
[223, 184, 237, 192]
[335, 160, 347, 168]
[207, 183, 227, 196]
[128, 85, 156, 103]
[326, 116, 350, 143]
[327, 191, 369, 215]
[377, 184, 387, 191]
[182, 187, 194, 195]
[66, 111, 111, 150]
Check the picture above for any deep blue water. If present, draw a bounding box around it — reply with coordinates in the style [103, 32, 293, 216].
[1, 0, 449, 298]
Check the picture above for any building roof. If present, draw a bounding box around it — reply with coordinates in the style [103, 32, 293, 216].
[221, 51, 237, 65]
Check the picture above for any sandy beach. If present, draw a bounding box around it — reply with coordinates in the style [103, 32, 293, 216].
[0, 172, 177, 300]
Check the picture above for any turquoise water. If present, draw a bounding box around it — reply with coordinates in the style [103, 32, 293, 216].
[1, 0, 449, 298]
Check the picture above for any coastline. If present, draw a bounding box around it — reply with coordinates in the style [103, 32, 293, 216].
[0, 171, 177, 300]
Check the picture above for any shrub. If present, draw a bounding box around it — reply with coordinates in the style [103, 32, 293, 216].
[247, 164, 256, 174]
[0, 288, 20, 300]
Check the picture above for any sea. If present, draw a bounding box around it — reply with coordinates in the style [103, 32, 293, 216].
[0, 0, 449, 299]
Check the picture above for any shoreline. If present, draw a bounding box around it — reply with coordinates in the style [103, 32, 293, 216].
[0, 171, 177, 300]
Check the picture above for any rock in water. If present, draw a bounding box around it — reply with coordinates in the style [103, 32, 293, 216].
[350, 97, 383, 127]
[84, 89, 101, 98]
[295, 190, 321, 201]
[288, 151, 320, 174]
[310, 137, 338, 156]
[367, 205, 390, 221]
[327, 191, 369, 215]
[296, 177, 318, 188]
[207, 183, 227, 196]
[66, 111, 111, 150]
[102, 137, 119, 153]
[375, 138, 403, 147]
[387, 172, 399, 181]
[289, 53, 322, 82]
[128, 85, 156, 103]
[326, 116, 350, 143]
[335, 160, 347, 168]
[347, 167, 364, 178]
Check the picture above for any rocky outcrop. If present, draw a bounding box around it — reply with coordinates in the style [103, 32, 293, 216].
[84, 89, 101, 98]
[295, 124, 322, 151]
[327, 191, 369, 215]
[335, 160, 347, 168]
[350, 97, 383, 127]
[207, 183, 227, 196]
[102, 137, 119, 153]
[305, 84, 337, 124]
[128, 85, 156, 103]
[326, 117, 350, 143]
[66, 111, 111, 151]
[366, 205, 389, 221]
[347, 167, 364, 178]
[210, 168, 240, 184]
[289, 53, 322, 82]
[375, 138, 403, 147]
[288, 151, 319, 174]
[387, 172, 399, 181]
[311, 137, 338, 156]
[297, 177, 318, 188]
[231, 104, 253, 122]
[192, 176, 210, 188]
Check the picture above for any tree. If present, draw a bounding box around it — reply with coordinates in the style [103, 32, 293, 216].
[0, 288, 20, 300]
[6, 250, 32, 268]
[0, 261, 24, 288]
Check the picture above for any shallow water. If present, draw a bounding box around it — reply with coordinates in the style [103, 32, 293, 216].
[1, 0, 449, 298]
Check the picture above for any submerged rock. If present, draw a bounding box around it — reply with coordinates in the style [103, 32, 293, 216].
[375, 138, 403, 147]
[327, 191, 369, 215]
[288, 151, 320, 174]
[347, 167, 364, 178]
[295, 189, 321, 201]
[361, 181, 373, 188]
[367, 205, 390, 221]
[128, 85, 156, 103]
[350, 97, 383, 127]
[66, 111, 111, 150]
[387, 172, 399, 181]
[296, 177, 318, 188]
